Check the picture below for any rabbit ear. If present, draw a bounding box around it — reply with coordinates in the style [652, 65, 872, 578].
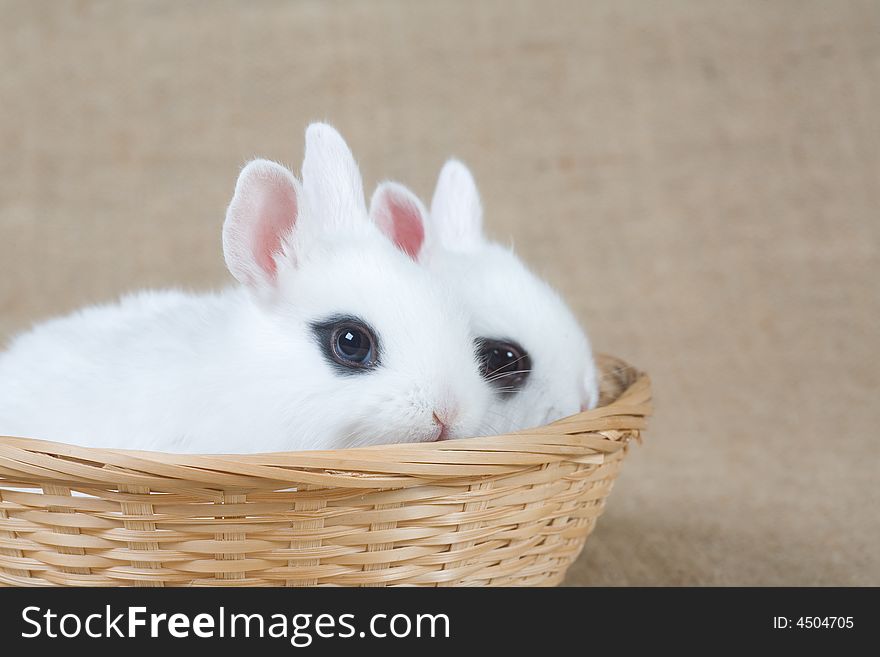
[223, 159, 301, 287]
[369, 181, 427, 260]
[430, 159, 484, 252]
[301, 123, 368, 229]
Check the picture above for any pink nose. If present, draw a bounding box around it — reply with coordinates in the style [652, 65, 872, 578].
[431, 411, 451, 441]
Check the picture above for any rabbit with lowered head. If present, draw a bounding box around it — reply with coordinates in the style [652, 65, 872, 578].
[0, 125, 491, 452]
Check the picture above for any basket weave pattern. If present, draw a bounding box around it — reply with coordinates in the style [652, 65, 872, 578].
[0, 357, 650, 586]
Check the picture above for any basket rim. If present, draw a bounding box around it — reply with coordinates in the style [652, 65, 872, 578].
[0, 355, 651, 489]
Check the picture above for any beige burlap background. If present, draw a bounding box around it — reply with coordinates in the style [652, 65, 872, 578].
[1, 1, 877, 585]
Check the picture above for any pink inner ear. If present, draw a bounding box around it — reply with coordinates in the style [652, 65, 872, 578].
[382, 196, 425, 259]
[253, 184, 298, 278]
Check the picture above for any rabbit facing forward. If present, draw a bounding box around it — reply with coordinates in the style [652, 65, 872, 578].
[0, 125, 492, 453]
[370, 160, 599, 435]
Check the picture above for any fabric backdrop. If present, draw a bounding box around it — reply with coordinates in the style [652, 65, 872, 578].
[1, 0, 877, 585]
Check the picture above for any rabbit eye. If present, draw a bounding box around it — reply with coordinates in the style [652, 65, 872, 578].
[312, 317, 380, 373]
[476, 338, 531, 394]
[333, 325, 374, 365]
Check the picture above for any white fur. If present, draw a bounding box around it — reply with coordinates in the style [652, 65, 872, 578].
[421, 159, 599, 434]
[223, 159, 302, 287]
[0, 125, 491, 453]
[369, 182, 430, 260]
[429, 160, 484, 252]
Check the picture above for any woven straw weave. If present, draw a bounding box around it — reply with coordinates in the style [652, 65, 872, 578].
[0, 355, 650, 586]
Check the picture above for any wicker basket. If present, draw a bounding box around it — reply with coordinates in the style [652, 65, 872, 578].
[0, 355, 650, 587]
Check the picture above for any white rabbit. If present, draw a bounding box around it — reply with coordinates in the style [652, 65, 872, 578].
[370, 160, 598, 435]
[0, 125, 491, 452]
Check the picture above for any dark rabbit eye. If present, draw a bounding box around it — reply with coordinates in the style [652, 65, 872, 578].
[333, 325, 374, 364]
[312, 317, 380, 373]
[476, 339, 531, 394]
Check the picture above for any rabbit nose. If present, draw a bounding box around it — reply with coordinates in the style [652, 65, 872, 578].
[431, 410, 454, 441]
[581, 389, 599, 412]
[580, 393, 598, 412]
